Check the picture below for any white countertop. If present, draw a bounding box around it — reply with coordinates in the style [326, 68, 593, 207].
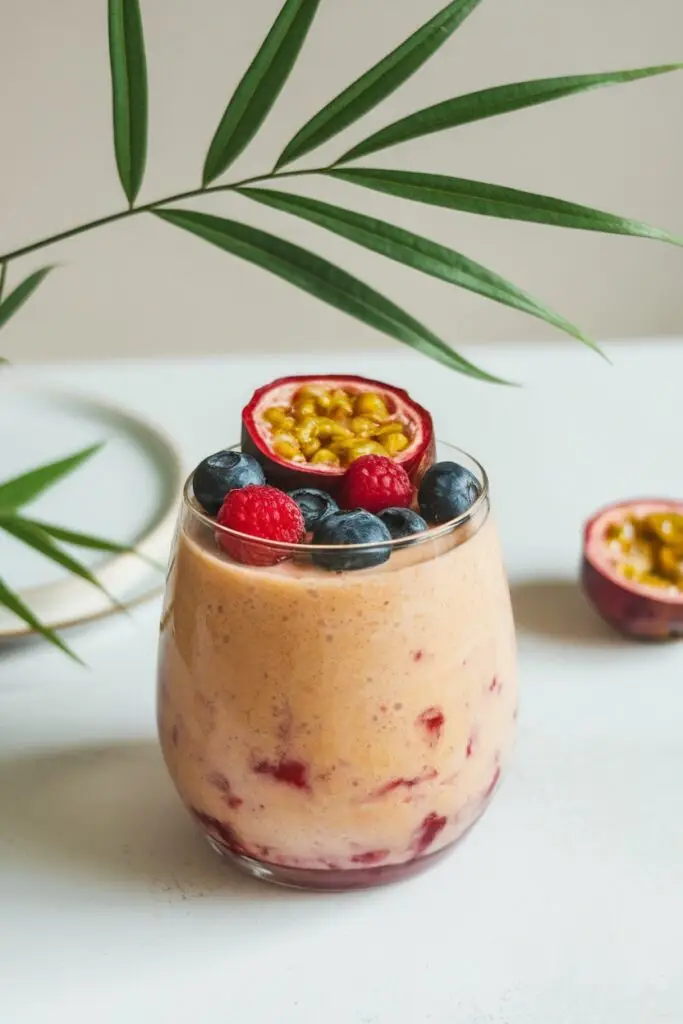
[1, 341, 682, 1023]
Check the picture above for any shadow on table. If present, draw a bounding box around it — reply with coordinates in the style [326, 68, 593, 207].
[510, 576, 631, 648]
[0, 738, 315, 905]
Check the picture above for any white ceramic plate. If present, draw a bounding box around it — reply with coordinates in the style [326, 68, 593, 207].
[0, 377, 183, 638]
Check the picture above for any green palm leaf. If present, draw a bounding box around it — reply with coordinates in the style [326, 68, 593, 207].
[202, 0, 322, 185]
[0, 517, 123, 610]
[275, 0, 481, 170]
[0, 574, 79, 661]
[331, 167, 683, 245]
[154, 207, 508, 383]
[0, 444, 103, 512]
[239, 186, 602, 355]
[25, 520, 133, 555]
[108, 0, 148, 205]
[339, 64, 683, 162]
[0, 267, 54, 332]
[20, 518, 163, 570]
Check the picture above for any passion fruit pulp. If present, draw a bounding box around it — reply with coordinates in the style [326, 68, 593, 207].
[582, 499, 683, 639]
[241, 375, 435, 494]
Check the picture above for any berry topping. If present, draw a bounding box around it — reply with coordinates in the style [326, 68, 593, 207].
[194, 450, 265, 515]
[379, 507, 428, 539]
[340, 454, 413, 514]
[312, 509, 392, 572]
[418, 461, 480, 523]
[216, 485, 304, 565]
[287, 488, 338, 531]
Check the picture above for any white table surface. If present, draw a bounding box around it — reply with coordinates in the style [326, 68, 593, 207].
[1, 341, 682, 1023]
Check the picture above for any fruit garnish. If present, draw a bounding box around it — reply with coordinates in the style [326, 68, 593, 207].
[582, 499, 683, 639]
[241, 375, 435, 494]
[193, 450, 265, 515]
[340, 454, 412, 514]
[311, 509, 391, 571]
[287, 488, 339, 531]
[418, 462, 481, 523]
[379, 507, 428, 539]
[216, 485, 305, 566]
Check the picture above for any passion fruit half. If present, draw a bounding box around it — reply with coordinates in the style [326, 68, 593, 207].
[582, 499, 683, 639]
[241, 375, 435, 494]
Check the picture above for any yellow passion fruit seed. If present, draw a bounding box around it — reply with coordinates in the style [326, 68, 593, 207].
[350, 416, 378, 437]
[606, 511, 683, 591]
[264, 386, 411, 467]
[384, 432, 409, 456]
[354, 392, 389, 420]
[310, 447, 340, 465]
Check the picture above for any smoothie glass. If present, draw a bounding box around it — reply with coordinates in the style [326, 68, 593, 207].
[157, 442, 517, 890]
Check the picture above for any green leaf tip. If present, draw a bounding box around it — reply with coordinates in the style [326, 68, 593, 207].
[338, 62, 683, 163]
[0, 442, 104, 512]
[202, 0, 323, 185]
[0, 574, 82, 662]
[330, 167, 683, 247]
[108, 0, 148, 204]
[274, 0, 482, 170]
[0, 266, 55, 333]
[0, 516, 125, 613]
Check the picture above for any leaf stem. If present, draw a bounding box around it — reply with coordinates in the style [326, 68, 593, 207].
[0, 261, 6, 304]
[0, 166, 333, 264]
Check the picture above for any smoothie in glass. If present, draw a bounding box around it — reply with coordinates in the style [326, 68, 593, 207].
[157, 439, 517, 890]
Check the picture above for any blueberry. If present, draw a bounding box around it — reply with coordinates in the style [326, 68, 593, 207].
[193, 450, 265, 515]
[312, 509, 392, 571]
[418, 461, 480, 524]
[287, 488, 338, 531]
[379, 507, 428, 540]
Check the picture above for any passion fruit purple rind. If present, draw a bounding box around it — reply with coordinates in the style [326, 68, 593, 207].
[582, 499, 683, 639]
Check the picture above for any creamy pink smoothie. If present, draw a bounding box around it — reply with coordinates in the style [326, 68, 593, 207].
[158, 499, 517, 888]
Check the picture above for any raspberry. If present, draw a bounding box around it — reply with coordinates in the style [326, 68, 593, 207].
[340, 455, 413, 514]
[216, 485, 304, 565]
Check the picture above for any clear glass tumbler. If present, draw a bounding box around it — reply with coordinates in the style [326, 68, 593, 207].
[157, 442, 517, 890]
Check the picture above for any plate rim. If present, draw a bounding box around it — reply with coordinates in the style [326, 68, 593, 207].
[0, 375, 183, 638]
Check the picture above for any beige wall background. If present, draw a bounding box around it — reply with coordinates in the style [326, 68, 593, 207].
[1, 0, 682, 364]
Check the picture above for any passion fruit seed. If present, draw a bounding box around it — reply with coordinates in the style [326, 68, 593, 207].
[295, 416, 319, 443]
[316, 417, 353, 441]
[658, 546, 681, 582]
[643, 512, 683, 548]
[354, 392, 389, 420]
[293, 397, 317, 419]
[301, 438, 321, 459]
[310, 448, 340, 465]
[350, 416, 377, 437]
[345, 441, 389, 462]
[606, 512, 683, 591]
[384, 433, 410, 456]
[375, 422, 404, 438]
[272, 432, 305, 462]
[263, 386, 410, 467]
[329, 389, 354, 416]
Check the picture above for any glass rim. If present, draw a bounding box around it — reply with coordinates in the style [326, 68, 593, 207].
[182, 440, 489, 554]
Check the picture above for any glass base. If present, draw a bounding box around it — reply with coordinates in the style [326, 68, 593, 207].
[206, 836, 456, 891]
[192, 784, 498, 891]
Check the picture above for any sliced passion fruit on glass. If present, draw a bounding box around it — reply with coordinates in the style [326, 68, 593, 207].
[241, 375, 435, 494]
[582, 499, 683, 639]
